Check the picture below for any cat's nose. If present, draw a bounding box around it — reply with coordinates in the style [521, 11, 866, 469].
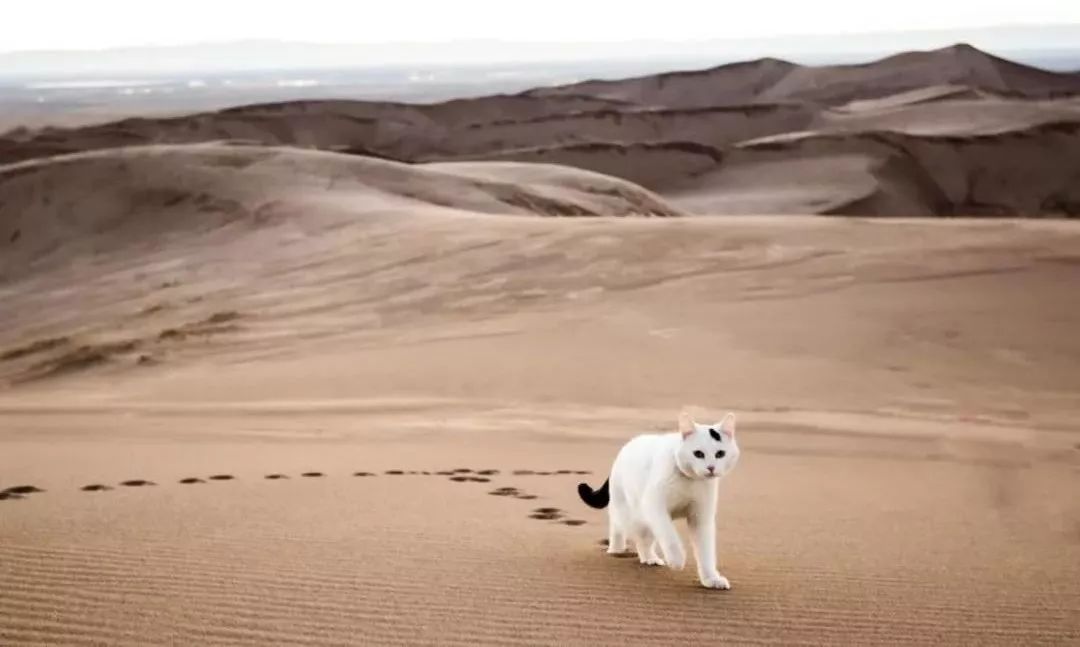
[706, 465, 716, 474]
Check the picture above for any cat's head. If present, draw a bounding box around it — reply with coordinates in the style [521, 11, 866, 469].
[676, 411, 740, 480]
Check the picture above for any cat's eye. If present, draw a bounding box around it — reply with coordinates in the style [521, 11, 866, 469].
[693, 450, 705, 459]
[715, 450, 726, 459]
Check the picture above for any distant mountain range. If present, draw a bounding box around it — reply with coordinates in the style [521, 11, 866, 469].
[2, 24, 1080, 79]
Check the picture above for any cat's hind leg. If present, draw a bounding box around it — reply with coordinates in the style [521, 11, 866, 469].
[606, 500, 630, 554]
[607, 515, 628, 554]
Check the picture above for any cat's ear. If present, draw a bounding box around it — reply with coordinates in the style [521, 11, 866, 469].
[678, 411, 696, 439]
[717, 412, 736, 439]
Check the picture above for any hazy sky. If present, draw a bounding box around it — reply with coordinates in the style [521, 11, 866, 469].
[4, 0, 1080, 52]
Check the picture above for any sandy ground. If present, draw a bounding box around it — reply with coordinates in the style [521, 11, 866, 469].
[2, 164, 1079, 643]
[1, 44, 1080, 642]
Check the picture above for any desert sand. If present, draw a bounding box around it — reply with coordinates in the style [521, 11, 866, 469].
[2, 43, 1080, 646]
[2, 143, 1079, 645]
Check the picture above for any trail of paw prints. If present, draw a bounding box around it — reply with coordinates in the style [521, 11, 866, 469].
[4, 465, 595, 527]
[74, 472, 327, 493]
[409, 465, 593, 528]
[484, 479, 589, 527]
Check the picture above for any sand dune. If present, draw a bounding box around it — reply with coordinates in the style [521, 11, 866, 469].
[692, 121, 1080, 216]
[0, 93, 622, 167]
[534, 43, 1080, 107]
[3, 44, 1079, 217]
[526, 57, 798, 108]
[0, 144, 678, 281]
[468, 119, 1080, 216]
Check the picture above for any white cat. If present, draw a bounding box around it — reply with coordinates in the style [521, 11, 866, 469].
[578, 411, 740, 589]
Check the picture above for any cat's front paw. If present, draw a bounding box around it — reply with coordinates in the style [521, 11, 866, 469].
[700, 572, 731, 590]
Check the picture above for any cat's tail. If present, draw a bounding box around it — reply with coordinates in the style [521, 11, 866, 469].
[577, 478, 609, 509]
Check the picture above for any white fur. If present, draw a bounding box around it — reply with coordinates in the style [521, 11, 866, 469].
[604, 411, 739, 589]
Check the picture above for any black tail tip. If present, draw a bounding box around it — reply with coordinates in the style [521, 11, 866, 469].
[577, 478, 610, 509]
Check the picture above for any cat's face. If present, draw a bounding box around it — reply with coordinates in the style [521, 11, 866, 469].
[677, 412, 739, 480]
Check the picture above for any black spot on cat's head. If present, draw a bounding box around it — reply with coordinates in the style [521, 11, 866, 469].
[708, 427, 722, 442]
